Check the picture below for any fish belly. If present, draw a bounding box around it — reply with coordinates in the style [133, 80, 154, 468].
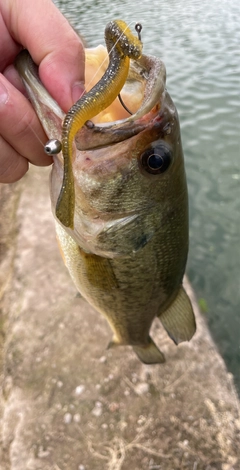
[56, 222, 157, 342]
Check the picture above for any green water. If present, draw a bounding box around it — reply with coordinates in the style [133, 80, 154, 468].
[55, 0, 240, 391]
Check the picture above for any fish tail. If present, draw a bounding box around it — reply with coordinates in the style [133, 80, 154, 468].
[132, 337, 165, 364]
[158, 286, 196, 344]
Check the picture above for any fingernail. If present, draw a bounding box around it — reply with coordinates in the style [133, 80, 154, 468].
[71, 81, 85, 103]
[0, 78, 9, 105]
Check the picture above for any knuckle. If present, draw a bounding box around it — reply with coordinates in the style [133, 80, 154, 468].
[64, 27, 84, 53]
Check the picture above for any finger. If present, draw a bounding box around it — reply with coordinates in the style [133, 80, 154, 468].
[0, 12, 20, 71]
[0, 136, 28, 183]
[2, 0, 85, 111]
[0, 74, 53, 167]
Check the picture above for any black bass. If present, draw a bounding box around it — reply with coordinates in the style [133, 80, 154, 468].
[15, 20, 196, 364]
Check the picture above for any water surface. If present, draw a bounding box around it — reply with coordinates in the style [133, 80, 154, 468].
[55, 0, 240, 390]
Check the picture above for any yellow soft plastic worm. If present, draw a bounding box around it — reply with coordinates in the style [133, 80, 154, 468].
[56, 20, 142, 229]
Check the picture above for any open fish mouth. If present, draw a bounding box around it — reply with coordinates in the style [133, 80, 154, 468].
[15, 47, 167, 149]
[74, 51, 167, 150]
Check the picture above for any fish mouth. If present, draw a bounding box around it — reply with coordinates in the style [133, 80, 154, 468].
[15, 47, 166, 149]
[75, 51, 167, 150]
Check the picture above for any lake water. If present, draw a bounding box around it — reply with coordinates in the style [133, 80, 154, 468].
[55, 0, 240, 391]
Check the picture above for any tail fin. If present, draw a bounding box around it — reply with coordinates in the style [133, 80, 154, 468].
[133, 337, 165, 364]
[158, 286, 196, 345]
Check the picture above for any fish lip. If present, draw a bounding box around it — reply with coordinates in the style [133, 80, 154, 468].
[15, 50, 64, 142]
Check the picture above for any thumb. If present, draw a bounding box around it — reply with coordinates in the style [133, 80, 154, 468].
[2, 0, 85, 111]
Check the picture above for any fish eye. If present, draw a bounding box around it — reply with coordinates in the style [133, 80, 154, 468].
[139, 142, 172, 175]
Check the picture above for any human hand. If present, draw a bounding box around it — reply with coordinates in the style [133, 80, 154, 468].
[0, 0, 85, 183]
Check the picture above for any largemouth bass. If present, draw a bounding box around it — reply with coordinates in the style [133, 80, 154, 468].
[15, 20, 196, 364]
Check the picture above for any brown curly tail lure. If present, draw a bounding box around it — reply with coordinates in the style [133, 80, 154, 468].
[52, 20, 142, 229]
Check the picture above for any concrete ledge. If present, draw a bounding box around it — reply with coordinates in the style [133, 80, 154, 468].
[0, 166, 239, 470]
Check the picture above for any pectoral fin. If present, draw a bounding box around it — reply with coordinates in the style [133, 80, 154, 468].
[98, 214, 154, 255]
[78, 247, 119, 290]
[158, 286, 196, 344]
[56, 223, 118, 292]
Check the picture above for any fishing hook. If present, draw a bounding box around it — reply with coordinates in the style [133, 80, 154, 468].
[118, 22, 143, 115]
[135, 22, 142, 41]
[118, 93, 133, 115]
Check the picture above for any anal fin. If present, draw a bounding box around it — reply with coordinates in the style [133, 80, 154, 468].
[107, 336, 165, 364]
[133, 337, 165, 364]
[158, 286, 196, 344]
